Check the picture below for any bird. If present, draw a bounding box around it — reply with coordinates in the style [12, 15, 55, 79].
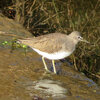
[18, 31, 89, 74]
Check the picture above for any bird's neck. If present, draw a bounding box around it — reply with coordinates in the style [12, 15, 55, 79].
[68, 36, 79, 45]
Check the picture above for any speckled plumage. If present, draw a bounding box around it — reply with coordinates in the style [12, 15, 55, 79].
[18, 32, 79, 54]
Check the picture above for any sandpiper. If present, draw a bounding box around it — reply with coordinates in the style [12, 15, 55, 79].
[18, 31, 89, 74]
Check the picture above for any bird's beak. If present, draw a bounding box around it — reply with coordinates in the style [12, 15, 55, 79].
[80, 37, 90, 43]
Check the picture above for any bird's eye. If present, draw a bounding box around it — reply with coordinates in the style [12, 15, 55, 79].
[78, 36, 81, 39]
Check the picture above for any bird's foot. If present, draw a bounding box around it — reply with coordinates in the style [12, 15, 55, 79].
[45, 69, 52, 73]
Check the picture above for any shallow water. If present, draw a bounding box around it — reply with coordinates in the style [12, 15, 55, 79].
[0, 47, 100, 100]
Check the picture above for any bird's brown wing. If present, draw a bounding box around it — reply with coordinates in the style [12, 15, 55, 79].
[19, 33, 67, 53]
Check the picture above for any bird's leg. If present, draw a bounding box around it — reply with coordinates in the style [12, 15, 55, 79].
[42, 56, 50, 72]
[52, 60, 57, 74]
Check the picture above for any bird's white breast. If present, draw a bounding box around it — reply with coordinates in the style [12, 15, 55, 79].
[32, 48, 73, 60]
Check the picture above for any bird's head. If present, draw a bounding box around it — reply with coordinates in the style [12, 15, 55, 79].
[69, 31, 89, 44]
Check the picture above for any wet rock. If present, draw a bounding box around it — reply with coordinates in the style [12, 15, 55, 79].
[0, 13, 32, 43]
[0, 48, 100, 100]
